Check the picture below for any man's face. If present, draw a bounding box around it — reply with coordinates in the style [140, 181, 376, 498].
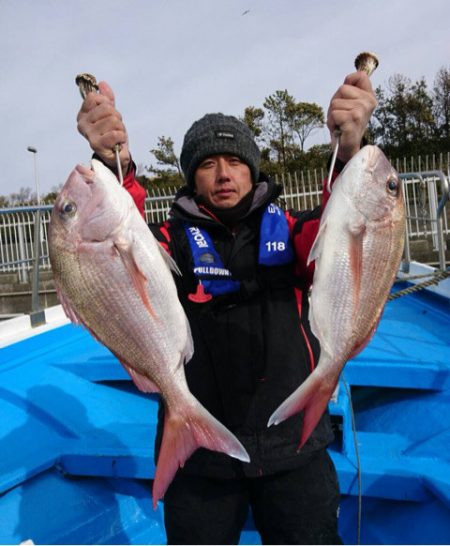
[194, 155, 253, 209]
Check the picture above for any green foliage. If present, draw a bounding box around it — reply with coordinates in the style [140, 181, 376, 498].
[433, 66, 450, 148]
[371, 74, 437, 158]
[245, 89, 326, 174]
[263, 90, 297, 170]
[241, 106, 265, 139]
[291, 102, 325, 151]
[146, 135, 184, 187]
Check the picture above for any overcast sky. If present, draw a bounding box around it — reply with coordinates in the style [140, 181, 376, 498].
[1, 0, 450, 198]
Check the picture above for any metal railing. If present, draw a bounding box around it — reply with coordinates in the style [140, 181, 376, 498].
[0, 205, 52, 279]
[0, 169, 448, 325]
[1, 173, 449, 276]
[400, 171, 449, 271]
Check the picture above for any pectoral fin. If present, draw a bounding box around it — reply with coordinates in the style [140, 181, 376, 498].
[123, 363, 160, 393]
[307, 218, 328, 265]
[157, 242, 182, 276]
[108, 347, 161, 393]
[113, 237, 157, 319]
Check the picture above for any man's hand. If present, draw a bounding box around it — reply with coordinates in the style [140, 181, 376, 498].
[77, 81, 131, 174]
[327, 71, 377, 163]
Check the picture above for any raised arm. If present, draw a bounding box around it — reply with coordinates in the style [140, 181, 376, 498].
[76, 81, 146, 215]
[327, 71, 377, 164]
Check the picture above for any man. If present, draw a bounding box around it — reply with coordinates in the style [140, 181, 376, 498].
[77, 72, 376, 544]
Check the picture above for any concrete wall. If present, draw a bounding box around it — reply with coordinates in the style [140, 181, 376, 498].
[0, 270, 58, 317]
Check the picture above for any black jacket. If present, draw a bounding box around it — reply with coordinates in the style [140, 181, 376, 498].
[150, 176, 334, 479]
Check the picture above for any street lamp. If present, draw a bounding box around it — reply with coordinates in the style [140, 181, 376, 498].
[27, 146, 40, 205]
[26, 146, 45, 326]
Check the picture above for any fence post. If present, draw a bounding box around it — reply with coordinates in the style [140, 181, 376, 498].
[30, 209, 45, 327]
[17, 223, 29, 284]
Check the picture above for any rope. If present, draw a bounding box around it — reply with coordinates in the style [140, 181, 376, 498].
[342, 377, 362, 545]
[388, 270, 450, 301]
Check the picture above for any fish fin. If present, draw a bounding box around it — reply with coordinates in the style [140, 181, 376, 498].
[268, 369, 338, 450]
[307, 218, 328, 265]
[157, 243, 182, 276]
[152, 402, 250, 509]
[113, 238, 157, 319]
[182, 315, 194, 366]
[122, 363, 160, 393]
[106, 346, 161, 393]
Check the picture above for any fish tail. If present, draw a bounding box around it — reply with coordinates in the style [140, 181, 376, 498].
[268, 370, 336, 450]
[152, 403, 250, 509]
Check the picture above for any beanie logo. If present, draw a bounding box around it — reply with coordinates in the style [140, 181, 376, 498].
[215, 131, 235, 140]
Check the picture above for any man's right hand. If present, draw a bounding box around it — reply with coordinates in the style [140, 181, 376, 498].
[77, 81, 131, 175]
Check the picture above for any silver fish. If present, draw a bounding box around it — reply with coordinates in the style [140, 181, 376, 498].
[268, 146, 406, 447]
[49, 160, 249, 507]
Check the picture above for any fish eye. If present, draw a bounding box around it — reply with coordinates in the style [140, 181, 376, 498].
[60, 200, 77, 217]
[387, 178, 399, 195]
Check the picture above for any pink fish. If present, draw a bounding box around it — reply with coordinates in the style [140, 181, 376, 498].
[49, 160, 249, 508]
[268, 146, 406, 448]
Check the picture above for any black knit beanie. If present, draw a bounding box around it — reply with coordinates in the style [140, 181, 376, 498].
[180, 113, 261, 188]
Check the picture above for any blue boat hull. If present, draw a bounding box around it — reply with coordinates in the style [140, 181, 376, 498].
[1, 280, 449, 544]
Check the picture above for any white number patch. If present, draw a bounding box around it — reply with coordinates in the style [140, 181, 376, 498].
[265, 241, 286, 252]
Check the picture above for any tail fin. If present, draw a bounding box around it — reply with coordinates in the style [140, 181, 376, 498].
[152, 403, 250, 509]
[268, 370, 337, 450]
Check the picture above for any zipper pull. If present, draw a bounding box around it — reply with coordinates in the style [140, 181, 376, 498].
[188, 282, 213, 303]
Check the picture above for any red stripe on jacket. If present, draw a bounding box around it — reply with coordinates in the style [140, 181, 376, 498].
[294, 287, 315, 372]
[123, 167, 146, 218]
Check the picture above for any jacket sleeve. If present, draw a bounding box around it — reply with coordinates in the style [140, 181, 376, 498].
[286, 161, 343, 289]
[122, 162, 147, 218]
[149, 221, 172, 255]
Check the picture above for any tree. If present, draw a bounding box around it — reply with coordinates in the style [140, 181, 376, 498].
[241, 106, 265, 140]
[290, 102, 324, 151]
[303, 144, 330, 171]
[147, 136, 184, 186]
[9, 187, 35, 205]
[243, 91, 326, 175]
[263, 90, 297, 170]
[433, 66, 450, 147]
[371, 74, 436, 157]
[408, 78, 435, 146]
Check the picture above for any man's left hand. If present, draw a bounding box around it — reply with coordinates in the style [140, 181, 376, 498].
[327, 71, 377, 163]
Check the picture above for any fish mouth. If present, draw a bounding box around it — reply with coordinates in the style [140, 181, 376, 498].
[57, 167, 94, 207]
[75, 164, 96, 183]
[53, 165, 102, 230]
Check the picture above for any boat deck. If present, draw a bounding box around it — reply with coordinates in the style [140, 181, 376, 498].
[0, 268, 449, 544]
